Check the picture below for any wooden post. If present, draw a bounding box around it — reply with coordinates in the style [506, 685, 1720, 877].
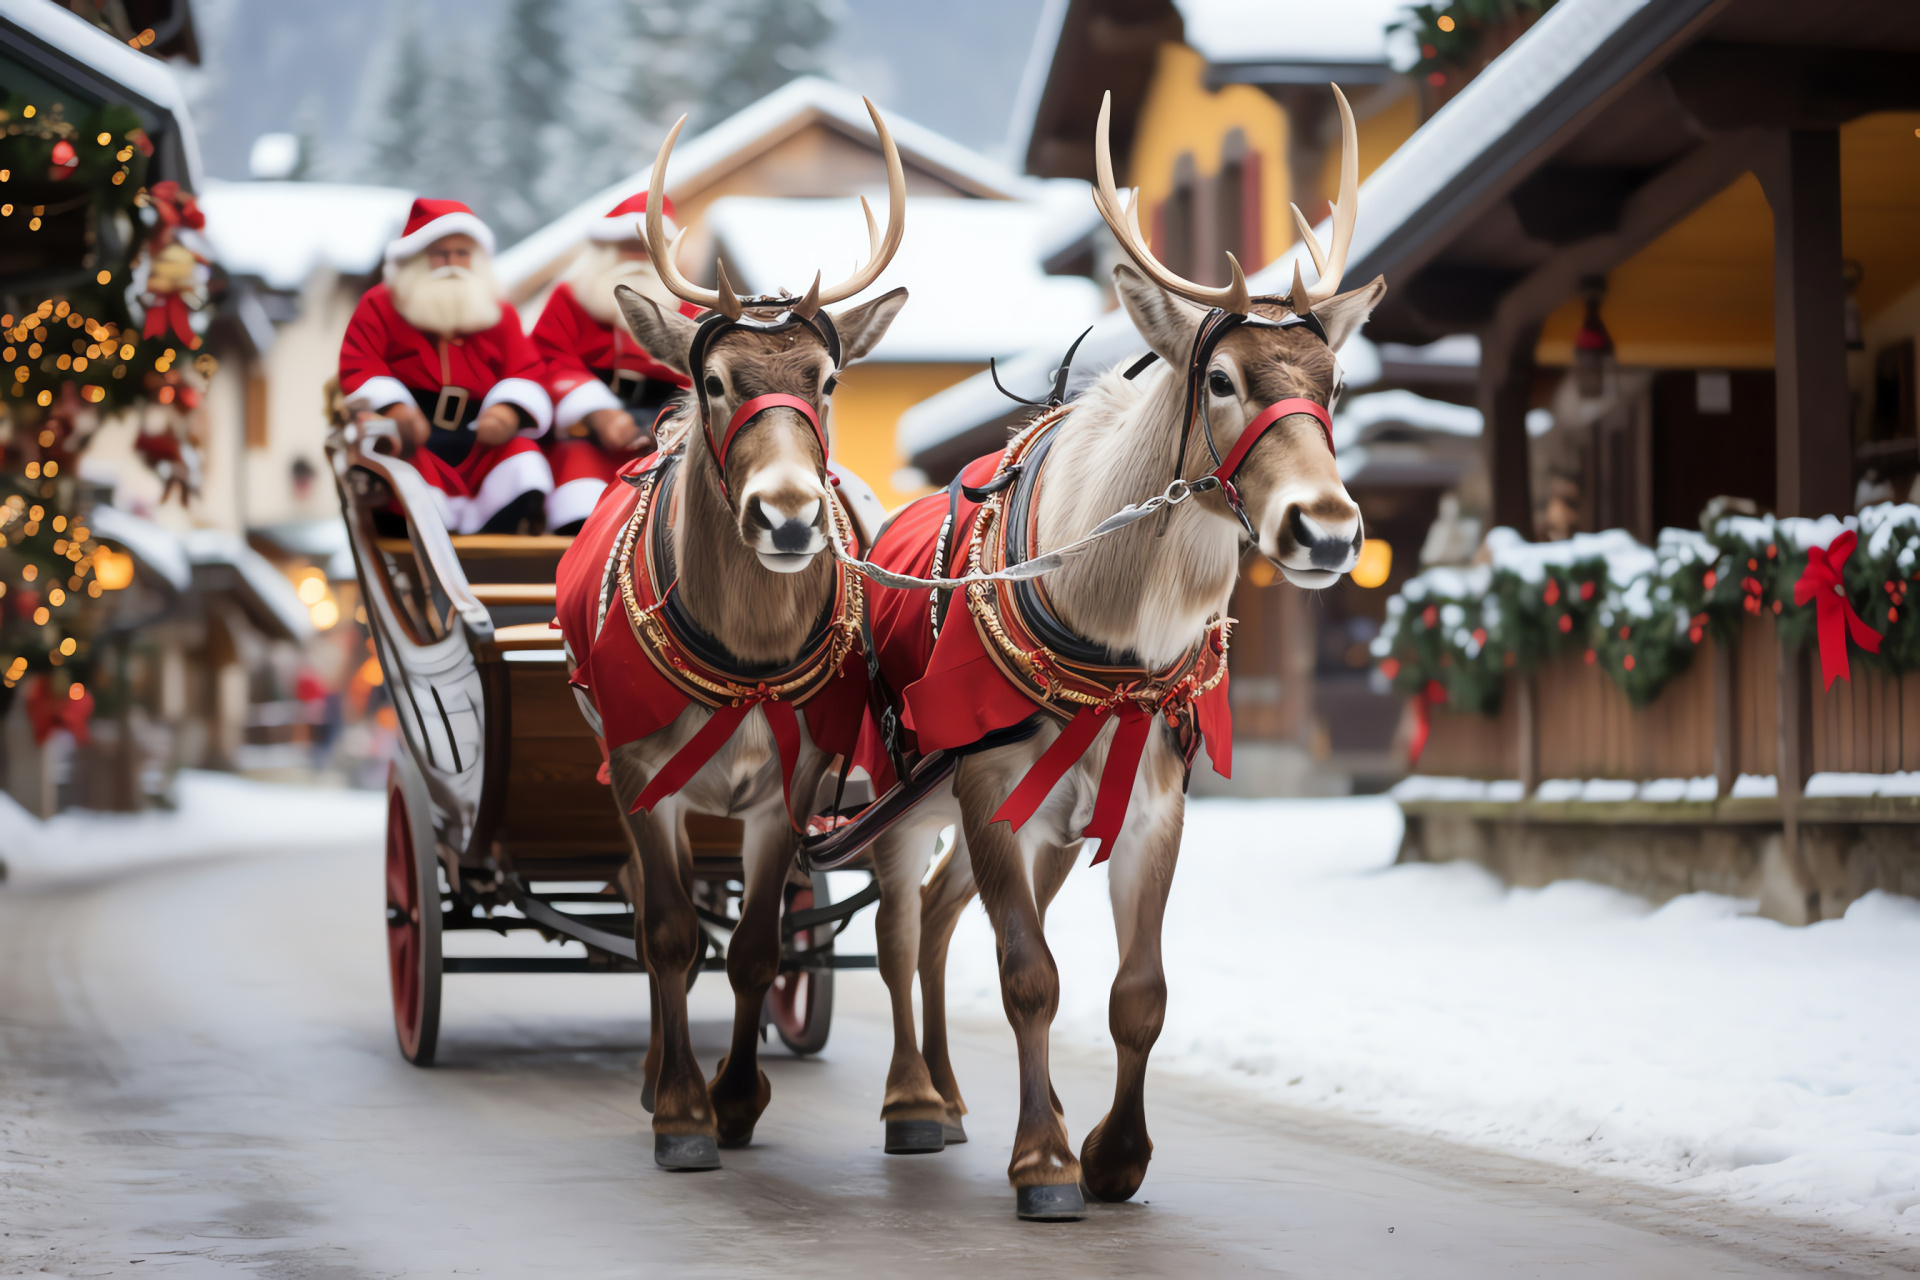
[1712, 634, 1738, 799]
[1515, 672, 1539, 797]
[1757, 128, 1851, 518]
[1775, 639, 1819, 921]
[1479, 322, 1540, 534]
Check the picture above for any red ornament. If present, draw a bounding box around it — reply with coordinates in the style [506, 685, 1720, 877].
[1624, 655, 1636, 671]
[49, 139, 76, 179]
[1558, 614, 1572, 633]
[1703, 569, 1717, 590]
[1579, 581, 1595, 601]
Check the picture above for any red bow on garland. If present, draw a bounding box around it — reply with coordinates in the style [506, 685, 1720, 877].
[25, 676, 92, 747]
[147, 180, 206, 232]
[1793, 530, 1883, 690]
[141, 292, 196, 345]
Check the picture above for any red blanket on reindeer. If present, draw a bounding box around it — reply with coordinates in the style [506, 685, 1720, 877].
[554, 453, 879, 816]
[863, 424, 1233, 863]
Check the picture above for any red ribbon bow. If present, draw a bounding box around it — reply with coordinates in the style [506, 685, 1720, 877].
[990, 701, 1156, 866]
[142, 292, 196, 345]
[629, 694, 804, 830]
[1793, 530, 1882, 690]
[26, 676, 92, 747]
[148, 180, 206, 231]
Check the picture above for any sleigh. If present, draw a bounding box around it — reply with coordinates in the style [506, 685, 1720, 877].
[328, 418, 887, 1067]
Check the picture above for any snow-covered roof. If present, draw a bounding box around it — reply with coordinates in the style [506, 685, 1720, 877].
[0, 0, 203, 188]
[906, 0, 1685, 460]
[86, 504, 192, 593]
[707, 196, 1106, 363]
[197, 181, 414, 291]
[497, 77, 1031, 292]
[1342, 0, 1713, 288]
[1173, 0, 1413, 69]
[178, 529, 315, 642]
[1333, 389, 1482, 451]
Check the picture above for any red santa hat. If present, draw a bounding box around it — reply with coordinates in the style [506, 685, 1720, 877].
[586, 192, 679, 243]
[385, 198, 496, 264]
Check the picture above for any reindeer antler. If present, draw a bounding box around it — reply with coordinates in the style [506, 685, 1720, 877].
[640, 98, 907, 323]
[1277, 84, 1360, 315]
[1093, 91, 1250, 315]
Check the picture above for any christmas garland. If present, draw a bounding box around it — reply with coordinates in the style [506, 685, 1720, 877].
[0, 92, 221, 717]
[1373, 505, 1920, 716]
[1395, 1, 1558, 94]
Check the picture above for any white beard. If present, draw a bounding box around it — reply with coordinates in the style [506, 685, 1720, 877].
[387, 253, 504, 335]
[563, 242, 679, 326]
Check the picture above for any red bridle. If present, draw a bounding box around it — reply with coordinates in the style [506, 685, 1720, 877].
[1209, 396, 1334, 487]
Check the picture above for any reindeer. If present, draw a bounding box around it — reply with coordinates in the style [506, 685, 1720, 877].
[858, 87, 1384, 1220]
[555, 101, 906, 1172]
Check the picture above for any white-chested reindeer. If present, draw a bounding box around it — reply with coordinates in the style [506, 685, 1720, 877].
[856, 86, 1384, 1220]
[556, 101, 906, 1172]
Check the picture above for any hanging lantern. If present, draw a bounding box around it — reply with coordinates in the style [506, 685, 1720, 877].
[1574, 284, 1613, 400]
[1843, 259, 1864, 352]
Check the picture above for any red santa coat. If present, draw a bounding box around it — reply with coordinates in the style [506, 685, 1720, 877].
[530, 283, 698, 529]
[339, 284, 554, 533]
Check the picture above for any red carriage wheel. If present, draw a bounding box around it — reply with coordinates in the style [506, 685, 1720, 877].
[766, 885, 834, 1055]
[385, 776, 442, 1065]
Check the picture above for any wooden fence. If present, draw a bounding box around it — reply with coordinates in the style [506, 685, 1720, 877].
[1419, 615, 1920, 789]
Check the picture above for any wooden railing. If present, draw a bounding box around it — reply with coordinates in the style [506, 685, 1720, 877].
[1420, 616, 1920, 791]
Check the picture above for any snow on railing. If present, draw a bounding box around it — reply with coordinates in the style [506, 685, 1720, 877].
[1374, 504, 1920, 714]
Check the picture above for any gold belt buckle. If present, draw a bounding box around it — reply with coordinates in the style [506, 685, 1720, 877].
[609, 368, 643, 401]
[432, 385, 470, 430]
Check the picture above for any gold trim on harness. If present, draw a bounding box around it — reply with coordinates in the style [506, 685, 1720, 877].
[959, 408, 1231, 720]
[613, 463, 865, 709]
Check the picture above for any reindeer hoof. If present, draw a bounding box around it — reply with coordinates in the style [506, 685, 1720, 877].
[1015, 1183, 1085, 1222]
[941, 1119, 968, 1145]
[884, 1120, 945, 1154]
[654, 1133, 721, 1171]
[640, 1078, 655, 1113]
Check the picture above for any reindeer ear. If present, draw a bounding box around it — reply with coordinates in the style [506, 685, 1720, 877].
[1113, 263, 1204, 365]
[615, 284, 697, 377]
[830, 287, 907, 364]
[1311, 275, 1387, 352]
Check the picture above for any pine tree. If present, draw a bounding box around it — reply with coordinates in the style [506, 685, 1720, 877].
[622, 0, 838, 132]
[364, 8, 432, 186]
[493, 0, 571, 238]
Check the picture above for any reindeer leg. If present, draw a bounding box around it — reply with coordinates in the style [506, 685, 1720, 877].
[1079, 748, 1184, 1203]
[706, 810, 789, 1148]
[617, 846, 663, 1114]
[918, 823, 975, 1143]
[956, 756, 1084, 1222]
[625, 806, 720, 1170]
[870, 813, 953, 1154]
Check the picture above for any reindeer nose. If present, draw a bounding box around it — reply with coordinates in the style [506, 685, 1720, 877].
[1288, 506, 1363, 571]
[757, 497, 822, 554]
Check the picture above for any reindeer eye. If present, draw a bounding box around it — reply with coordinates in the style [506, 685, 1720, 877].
[1208, 370, 1235, 398]
[823, 373, 838, 396]
[704, 375, 725, 398]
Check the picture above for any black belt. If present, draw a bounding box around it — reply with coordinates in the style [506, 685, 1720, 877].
[409, 386, 478, 467]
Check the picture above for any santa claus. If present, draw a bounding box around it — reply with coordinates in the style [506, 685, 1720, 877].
[339, 198, 554, 534]
[530, 193, 701, 533]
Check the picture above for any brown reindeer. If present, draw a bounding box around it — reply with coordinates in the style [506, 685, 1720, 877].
[556, 101, 906, 1172]
[860, 87, 1384, 1219]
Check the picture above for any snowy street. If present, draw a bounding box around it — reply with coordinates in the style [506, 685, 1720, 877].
[0, 780, 1913, 1276]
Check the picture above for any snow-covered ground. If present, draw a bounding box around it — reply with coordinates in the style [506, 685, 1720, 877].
[937, 799, 1920, 1239]
[7, 778, 1914, 1239]
[0, 770, 385, 885]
